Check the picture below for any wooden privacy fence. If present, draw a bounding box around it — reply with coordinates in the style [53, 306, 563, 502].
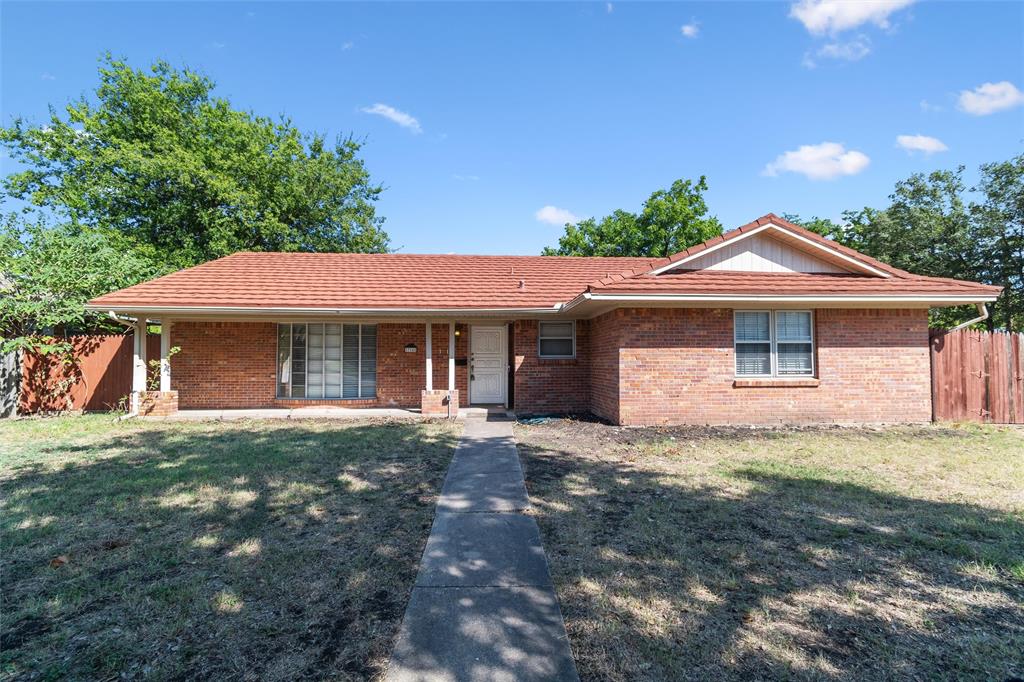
[19, 334, 160, 413]
[930, 328, 1024, 423]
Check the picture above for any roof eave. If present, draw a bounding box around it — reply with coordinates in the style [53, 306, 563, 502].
[84, 303, 568, 317]
[577, 292, 1000, 306]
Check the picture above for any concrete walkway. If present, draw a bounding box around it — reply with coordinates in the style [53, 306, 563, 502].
[386, 417, 579, 682]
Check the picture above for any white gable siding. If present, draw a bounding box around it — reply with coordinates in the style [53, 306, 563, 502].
[682, 234, 851, 273]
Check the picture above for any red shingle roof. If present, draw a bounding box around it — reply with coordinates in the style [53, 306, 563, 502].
[588, 271, 1001, 297]
[87, 214, 1001, 312]
[89, 252, 658, 310]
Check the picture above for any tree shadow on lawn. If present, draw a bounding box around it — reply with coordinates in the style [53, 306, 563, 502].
[518, 438, 1024, 681]
[1, 420, 459, 681]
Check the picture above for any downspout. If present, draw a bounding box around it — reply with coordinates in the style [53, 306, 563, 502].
[949, 303, 989, 332]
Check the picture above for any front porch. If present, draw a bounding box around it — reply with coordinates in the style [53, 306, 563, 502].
[128, 318, 514, 418]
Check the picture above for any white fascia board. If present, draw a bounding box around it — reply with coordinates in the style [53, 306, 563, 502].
[579, 293, 998, 305]
[649, 223, 892, 278]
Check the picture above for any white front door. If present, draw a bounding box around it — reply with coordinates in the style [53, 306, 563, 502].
[470, 326, 506, 404]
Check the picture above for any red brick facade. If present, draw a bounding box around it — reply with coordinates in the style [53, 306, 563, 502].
[513, 319, 590, 414]
[138, 391, 178, 416]
[172, 321, 277, 409]
[168, 309, 932, 424]
[171, 321, 457, 410]
[599, 307, 931, 425]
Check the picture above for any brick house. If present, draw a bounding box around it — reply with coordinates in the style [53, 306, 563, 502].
[87, 214, 1000, 424]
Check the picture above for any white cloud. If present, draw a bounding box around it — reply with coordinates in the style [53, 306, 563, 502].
[919, 99, 943, 113]
[957, 81, 1024, 116]
[680, 21, 700, 38]
[342, 41, 354, 51]
[535, 205, 581, 225]
[763, 142, 870, 180]
[802, 36, 871, 68]
[606, 2, 613, 13]
[818, 37, 871, 61]
[896, 134, 948, 154]
[40, 72, 56, 81]
[453, 174, 480, 181]
[360, 103, 422, 133]
[789, 0, 914, 35]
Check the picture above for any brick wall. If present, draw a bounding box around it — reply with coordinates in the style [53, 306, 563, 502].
[376, 323, 427, 407]
[169, 309, 931, 424]
[172, 321, 437, 409]
[172, 321, 278, 409]
[601, 307, 931, 425]
[588, 311, 621, 423]
[513, 319, 590, 414]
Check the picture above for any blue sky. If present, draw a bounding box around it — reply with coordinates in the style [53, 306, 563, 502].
[2, 1, 1023, 255]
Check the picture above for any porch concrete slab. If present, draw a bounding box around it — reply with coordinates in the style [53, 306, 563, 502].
[417, 512, 551, 588]
[457, 406, 516, 420]
[386, 586, 578, 682]
[142, 407, 423, 421]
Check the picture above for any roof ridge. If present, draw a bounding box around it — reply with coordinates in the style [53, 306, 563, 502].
[214, 251, 655, 261]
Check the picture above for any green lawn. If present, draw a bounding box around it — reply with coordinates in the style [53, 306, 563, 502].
[1, 415, 460, 681]
[516, 421, 1024, 681]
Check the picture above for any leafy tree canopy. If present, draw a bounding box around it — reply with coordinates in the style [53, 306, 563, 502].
[0, 215, 159, 352]
[787, 155, 1023, 331]
[543, 176, 723, 257]
[1, 56, 389, 271]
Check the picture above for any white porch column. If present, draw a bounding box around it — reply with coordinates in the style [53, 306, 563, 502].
[159, 319, 172, 392]
[132, 319, 148, 411]
[448, 322, 456, 390]
[425, 321, 433, 391]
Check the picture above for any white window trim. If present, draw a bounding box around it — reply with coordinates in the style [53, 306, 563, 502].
[538, 320, 576, 359]
[734, 310, 815, 379]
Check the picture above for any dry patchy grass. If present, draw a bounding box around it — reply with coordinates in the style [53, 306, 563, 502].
[1, 415, 461, 681]
[515, 420, 1024, 681]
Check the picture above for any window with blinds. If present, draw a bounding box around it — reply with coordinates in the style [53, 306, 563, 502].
[277, 323, 377, 398]
[734, 311, 814, 377]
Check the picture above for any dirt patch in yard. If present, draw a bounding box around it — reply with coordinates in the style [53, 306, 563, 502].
[516, 418, 1024, 681]
[1, 416, 461, 681]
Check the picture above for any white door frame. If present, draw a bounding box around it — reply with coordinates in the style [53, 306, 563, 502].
[469, 324, 508, 406]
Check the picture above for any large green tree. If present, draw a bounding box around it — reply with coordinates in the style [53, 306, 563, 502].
[788, 156, 1023, 331]
[543, 176, 722, 257]
[1, 56, 389, 270]
[0, 215, 158, 351]
[972, 155, 1023, 332]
